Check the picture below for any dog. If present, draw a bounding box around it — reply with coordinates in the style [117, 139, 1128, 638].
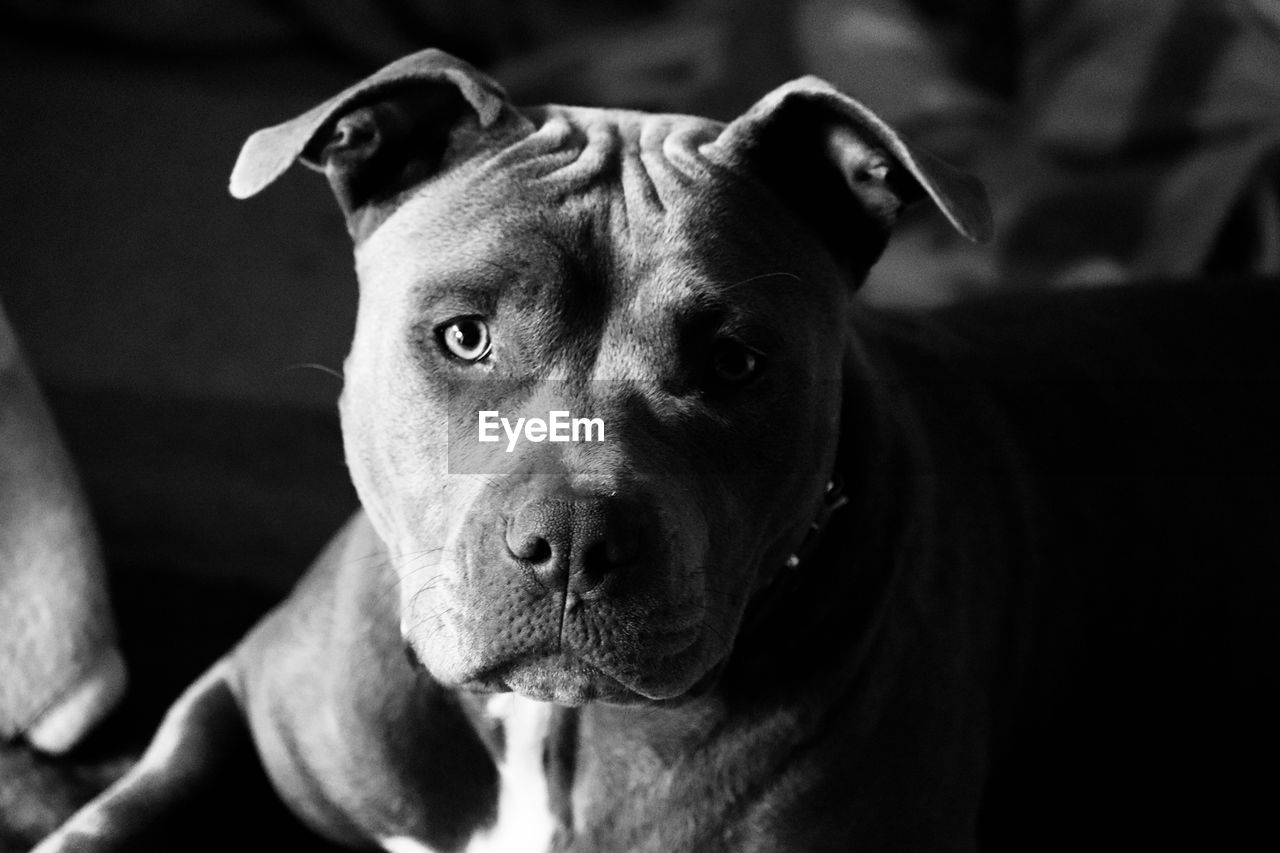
[36, 49, 1280, 852]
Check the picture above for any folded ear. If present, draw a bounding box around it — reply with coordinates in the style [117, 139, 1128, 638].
[708, 76, 992, 273]
[229, 49, 532, 236]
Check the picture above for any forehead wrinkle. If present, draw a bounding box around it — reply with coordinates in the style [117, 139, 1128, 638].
[639, 115, 718, 212]
[486, 108, 624, 197]
[622, 120, 667, 221]
[359, 110, 723, 283]
[480, 107, 723, 206]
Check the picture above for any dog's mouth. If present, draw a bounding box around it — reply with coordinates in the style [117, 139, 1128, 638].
[466, 654, 636, 705]
[442, 615, 723, 707]
[398, 482, 743, 704]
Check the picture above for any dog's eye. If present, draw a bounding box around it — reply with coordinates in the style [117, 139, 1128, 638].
[710, 340, 764, 384]
[435, 317, 492, 362]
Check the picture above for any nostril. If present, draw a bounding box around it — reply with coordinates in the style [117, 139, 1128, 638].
[581, 521, 642, 578]
[507, 498, 650, 594]
[610, 522, 642, 565]
[581, 540, 613, 579]
[527, 536, 552, 563]
[507, 529, 553, 563]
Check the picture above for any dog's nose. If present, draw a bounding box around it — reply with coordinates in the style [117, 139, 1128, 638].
[505, 498, 642, 594]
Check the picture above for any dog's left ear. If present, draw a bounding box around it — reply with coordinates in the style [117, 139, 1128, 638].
[710, 76, 992, 272]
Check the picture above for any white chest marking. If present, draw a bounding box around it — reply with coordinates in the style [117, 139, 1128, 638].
[380, 838, 438, 853]
[465, 693, 557, 853]
[378, 695, 557, 853]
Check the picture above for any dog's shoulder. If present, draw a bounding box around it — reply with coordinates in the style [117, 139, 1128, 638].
[226, 513, 504, 848]
[857, 280, 1280, 455]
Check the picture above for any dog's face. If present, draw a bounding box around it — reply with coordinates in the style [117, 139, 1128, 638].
[340, 112, 852, 704]
[231, 51, 990, 705]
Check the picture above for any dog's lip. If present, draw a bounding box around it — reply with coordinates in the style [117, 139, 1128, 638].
[462, 624, 718, 705]
[469, 654, 636, 705]
[633, 618, 705, 657]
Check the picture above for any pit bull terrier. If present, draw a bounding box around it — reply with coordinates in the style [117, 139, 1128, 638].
[37, 49, 1280, 852]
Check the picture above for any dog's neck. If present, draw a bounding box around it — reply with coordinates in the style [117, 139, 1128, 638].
[731, 476, 849, 644]
[784, 478, 850, 571]
[718, 366, 913, 701]
[560, 412, 916, 842]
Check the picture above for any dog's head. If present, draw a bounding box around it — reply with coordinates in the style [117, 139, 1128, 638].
[232, 50, 989, 706]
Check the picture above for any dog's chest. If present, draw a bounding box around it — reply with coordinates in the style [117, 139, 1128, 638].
[376, 694, 559, 853]
[466, 694, 559, 853]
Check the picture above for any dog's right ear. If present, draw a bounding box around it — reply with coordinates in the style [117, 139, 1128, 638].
[229, 49, 531, 236]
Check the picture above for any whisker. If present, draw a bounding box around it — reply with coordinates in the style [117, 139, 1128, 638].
[719, 271, 804, 291]
[279, 362, 345, 382]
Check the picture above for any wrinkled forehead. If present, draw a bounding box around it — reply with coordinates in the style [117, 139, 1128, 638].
[355, 106, 773, 288]
[490, 105, 728, 209]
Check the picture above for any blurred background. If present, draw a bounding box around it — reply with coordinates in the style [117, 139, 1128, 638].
[4, 0, 1279, 408]
[0, 0, 1277, 846]
[3, 0, 1278, 408]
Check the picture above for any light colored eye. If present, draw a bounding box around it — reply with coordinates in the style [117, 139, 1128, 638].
[436, 317, 492, 362]
[710, 340, 763, 384]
